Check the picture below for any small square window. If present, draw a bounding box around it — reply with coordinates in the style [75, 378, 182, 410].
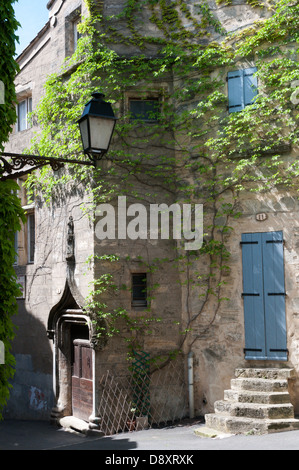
[132, 273, 147, 307]
[129, 99, 160, 122]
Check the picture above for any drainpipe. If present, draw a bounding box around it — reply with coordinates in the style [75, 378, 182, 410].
[188, 351, 194, 419]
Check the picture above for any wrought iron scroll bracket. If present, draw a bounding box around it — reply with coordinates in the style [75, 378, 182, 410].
[0, 152, 95, 180]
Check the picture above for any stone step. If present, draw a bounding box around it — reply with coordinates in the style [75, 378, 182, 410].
[214, 400, 294, 420]
[59, 416, 90, 434]
[203, 368, 299, 436]
[231, 377, 289, 393]
[205, 413, 299, 435]
[224, 389, 291, 404]
[58, 416, 104, 436]
[235, 368, 295, 380]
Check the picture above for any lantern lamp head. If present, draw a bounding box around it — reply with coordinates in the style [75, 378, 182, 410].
[78, 92, 117, 162]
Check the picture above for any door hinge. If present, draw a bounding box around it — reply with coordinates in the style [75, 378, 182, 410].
[244, 348, 262, 353]
[240, 241, 258, 245]
[242, 293, 260, 296]
[268, 292, 286, 296]
[269, 349, 288, 353]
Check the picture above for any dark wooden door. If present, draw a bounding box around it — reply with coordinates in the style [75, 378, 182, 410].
[72, 339, 93, 421]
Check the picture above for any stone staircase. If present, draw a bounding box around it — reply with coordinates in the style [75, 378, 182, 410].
[204, 368, 299, 435]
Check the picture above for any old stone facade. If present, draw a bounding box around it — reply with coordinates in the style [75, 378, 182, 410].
[4, 0, 91, 420]
[4, 0, 299, 434]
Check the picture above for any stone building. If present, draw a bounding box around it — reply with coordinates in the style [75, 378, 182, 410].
[3, 0, 299, 435]
[4, 0, 92, 421]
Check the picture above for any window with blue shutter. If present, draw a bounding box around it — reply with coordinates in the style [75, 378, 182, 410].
[241, 231, 287, 361]
[228, 67, 258, 113]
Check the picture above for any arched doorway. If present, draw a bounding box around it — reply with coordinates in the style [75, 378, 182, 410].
[47, 281, 100, 428]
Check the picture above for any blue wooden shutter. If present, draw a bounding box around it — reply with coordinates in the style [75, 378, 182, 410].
[227, 70, 244, 113]
[241, 231, 287, 361]
[228, 67, 257, 113]
[244, 67, 258, 107]
[241, 233, 266, 360]
[262, 231, 287, 360]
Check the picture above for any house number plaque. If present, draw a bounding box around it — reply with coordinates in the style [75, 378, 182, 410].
[256, 212, 267, 221]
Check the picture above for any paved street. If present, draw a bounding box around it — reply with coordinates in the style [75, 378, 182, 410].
[1, 419, 299, 451]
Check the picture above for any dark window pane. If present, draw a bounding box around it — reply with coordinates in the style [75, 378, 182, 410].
[28, 214, 35, 263]
[129, 99, 159, 121]
[132, 273, 147, 306]
[18, 100, 27, 131]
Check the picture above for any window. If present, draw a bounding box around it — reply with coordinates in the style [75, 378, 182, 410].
[132, 273, 147, 307]
[17, 96, 32, 132]
[227, 67, 258, 113]
[27, 213, 35, 264]
[129, 98, 160, 122]
[14, 232, 18, 265]
[65, 8, 82, 56]
[73, 17, 82, 51]
[12, 179, 36, 266]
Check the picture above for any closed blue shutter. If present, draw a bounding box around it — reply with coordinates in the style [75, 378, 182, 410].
[227, 70, 244, 113]
[241, 231, 287, 361]
[241, 233, 266, 360]
[262, 231, 287, 360]
[244, 67, 258, 107]
[228, 67, 257, 113]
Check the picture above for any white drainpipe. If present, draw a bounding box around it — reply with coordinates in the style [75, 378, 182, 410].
[188, 351, 194, 419]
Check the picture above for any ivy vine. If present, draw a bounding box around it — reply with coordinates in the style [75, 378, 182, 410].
[0, 0, 24, 418]
[26, 0, 299, 370]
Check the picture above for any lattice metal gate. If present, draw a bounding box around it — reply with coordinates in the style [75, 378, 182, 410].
[97, 355, 188, 436]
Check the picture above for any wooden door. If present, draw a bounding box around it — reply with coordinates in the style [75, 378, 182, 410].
[72, 339, 93, 421]
[241, 231, 287, 361]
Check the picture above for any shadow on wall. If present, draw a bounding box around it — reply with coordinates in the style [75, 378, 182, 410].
[3, 299, 54, 421]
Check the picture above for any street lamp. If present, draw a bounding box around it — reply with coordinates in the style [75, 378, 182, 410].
[0, 93, 117, 180]
[77, 92, 117, 163]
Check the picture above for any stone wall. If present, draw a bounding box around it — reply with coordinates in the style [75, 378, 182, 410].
[4, 0, 93, 420]
[5, 0, 299, 422]
[184, 183, 299, 416]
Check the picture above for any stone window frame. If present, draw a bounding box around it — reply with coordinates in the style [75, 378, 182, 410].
[14, 178, 36, 266]
[65, 6, 82, 57]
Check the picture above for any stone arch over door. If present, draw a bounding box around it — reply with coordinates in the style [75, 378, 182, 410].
[47, 280, 101, 429]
